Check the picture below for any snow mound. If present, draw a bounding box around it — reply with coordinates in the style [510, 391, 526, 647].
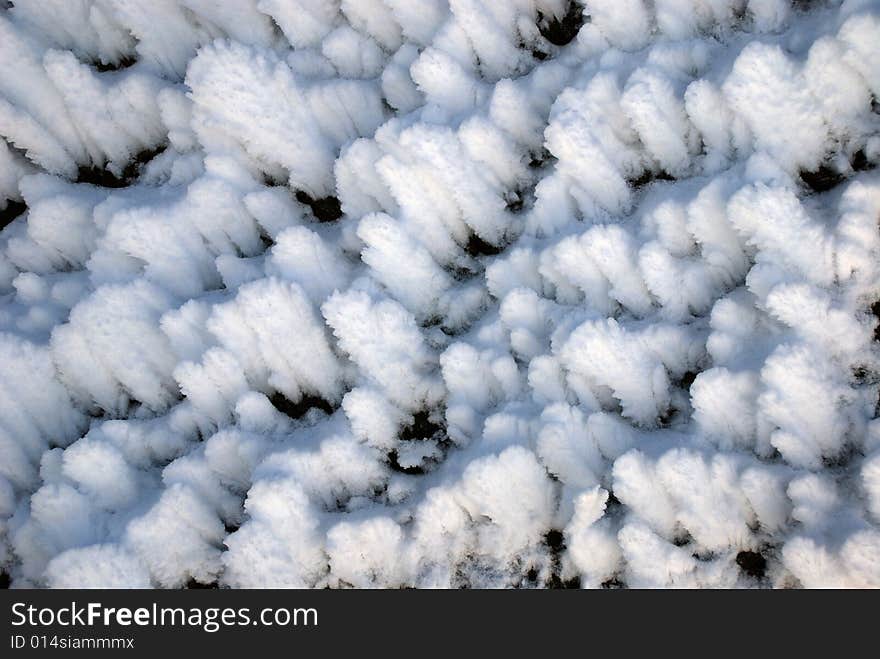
[2, 0, 880, 588]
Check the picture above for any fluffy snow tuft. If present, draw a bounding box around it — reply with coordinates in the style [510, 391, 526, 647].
[1, 0, 880, 589]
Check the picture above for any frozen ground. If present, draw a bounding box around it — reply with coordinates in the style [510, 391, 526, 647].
[1, 0, 880, 588]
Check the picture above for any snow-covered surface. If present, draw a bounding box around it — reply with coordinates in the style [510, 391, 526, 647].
[1, 0, 880, 589]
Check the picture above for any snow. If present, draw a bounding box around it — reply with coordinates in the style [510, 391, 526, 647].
[1, 0, 880, 589]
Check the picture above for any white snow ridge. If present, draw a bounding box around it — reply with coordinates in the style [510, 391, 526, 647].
[1, 0, 880, 590]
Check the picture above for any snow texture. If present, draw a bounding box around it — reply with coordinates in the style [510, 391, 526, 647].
[1, 0, 880, 589]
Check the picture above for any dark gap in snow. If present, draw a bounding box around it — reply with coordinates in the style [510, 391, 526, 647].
[538, 2, 587, 47]
[792, 0, 834, 12]
[259, 233, 274, 251]
[730, 2, 749, 22]
[266, 15, 286, 42]
[692, 549, 716, 562]
[600, 576, 624, 589]
[799, 164, 845, 193]
[295, 191, 343, 222]
[268, 392, 335, 419]
[529, 148, 555, 170]
[851, 148, 876, 172]
[606, 490, 621, 510]
[380, 98, 396, 116]
[672, 531, 693, 547]
[822, 444, 856, 468]
[543, 529, 581, 588]
[505, 191, 524, 213]
[184, 578, 218, 589]
[0, 199, 26, 231]
[545, 529, 564, 551]
[400, 410, 445, 441]
[224, 522, 240, 534]
[531, 48, 549, 62]
[438, 320, 470, 337]
[421, 315, 445, 330]
[680, 370, 698, 390]
[631, 169, 676, 189]
[852, 365, 872, 384]
[445, 261, 481, 283]
[465, 232, 504, 257]
[657, 406, 677, 427]
[852, 149, 869, 172]
[387, 449, 425, 475]
[871, 300, 880, 342]
[389, 410, 446, 475]
[0, 571, 9, 588]
[736, 550, 767, 579]
[76, 144, 167, 188]
[91, 54, 137, 73]
[801, 148, 878, 193]
[261, 172, 287, 187]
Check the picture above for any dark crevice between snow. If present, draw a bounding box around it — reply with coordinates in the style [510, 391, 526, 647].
[266, 15, 286, 43]
[269, 392, 335, 419]
[388, 410, 447, 476]
[295, 190, 343, 223]
[387, 450, 424, 475]
[736, 550, 767, 579]
[0, 571, 9, 589]
[531, 48, 550, 62]
[800, 148, 876, 193]
[465, 232, 505, 257]
[871, 300, 880, 342]
[380, 97, 396, 116]
[657, 405, 678, 427]
[822, 443, 857, 469]
[631, 169, 676, 189]
[852, 300, 880, 418]
[852, 365, 873, 385]
[606, 490, 622, 511]
[538, 2, 587, 47]
[91, 54, 138, 73]
[672, 530, 693, 547]
[76, 144, 167, 188]
[544, 529, 581, 589]
[529, 148, 556, 170]
[258, 233, 274, 252]
[260, 172, 287, 188]
[692, 549, 716, 562]
[861, 296, 880, 417]
[800, 164, 845, 193]
[792, 0, 836, 12]
[0, 199, 26, 231]
[851, 148, 872, 172]
[679, 370, 698, 391]
[594, 492, 627, 588]
[444, 259, 482, 284]
[184, 578, 218, 589]
[400, 409, 444, 441]
[505, 190, 524, 213]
